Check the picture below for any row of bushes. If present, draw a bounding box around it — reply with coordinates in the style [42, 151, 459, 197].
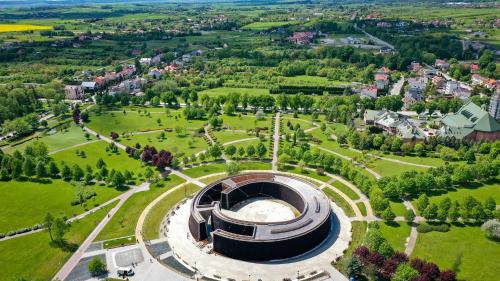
[270, 85, 348, 95]
[416, 223, 450, 233]
[0, 224, 43, 238]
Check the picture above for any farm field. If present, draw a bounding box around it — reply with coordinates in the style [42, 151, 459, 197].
[0, 24, 52, 32]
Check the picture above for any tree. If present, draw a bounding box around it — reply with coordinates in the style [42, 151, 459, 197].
[392, 264, 419, 281]
[246, 145, 256, 158]
[35, 161, 46, 178]
[481, 219, 500, 240]
[44, 213, 54, 241]
[11, 159, 22, 179]
[144, 167, 154, 181]
[23, 157, 36, 178]
[208, 145, 222, 160]
[346, 255, 363, 279]
[48, 161, 59, 178]
[404, 209, 416, 222]
[59, 164, 71, 181]
[80, 111, 89, 122]
[416, 194, 429, 213]
[96, 158, 106, 169]
[256, 142, 267, 159]
[423, 203, 438, 220]
[225, 145, 237, 159]
[225, 161, 240, 176]
[72, 164, 84, 181]
[463, 150, 476, 164]
[112, 171, 125, 187]
[88, 257, 107, 277]
[381, 207, 396, 222]
[52, 217, 69, 244]
[238, 147, 245, 158]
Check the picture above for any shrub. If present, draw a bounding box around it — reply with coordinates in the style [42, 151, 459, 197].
[481, 219, 500, 241]
[416, 223, 450, 233]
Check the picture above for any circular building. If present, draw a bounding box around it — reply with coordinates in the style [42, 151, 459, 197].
[188, 173, 332, 261]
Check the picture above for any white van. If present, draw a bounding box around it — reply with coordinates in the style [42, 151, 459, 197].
[117, 267, 134, 277]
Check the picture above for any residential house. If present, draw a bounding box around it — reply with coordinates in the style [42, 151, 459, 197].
[470, 63, 480, 73]
[151, 53, 165, 65]
[435, 59, 450, 71]
[289, 32, 314, 45]
[432, 76, 446, 88]
[409, 62, 423, 72]
[360, 85, 378, 99]
[445, 81, 460, 96]
[139, 58, 152, 66]
[374, 73, 389, 90]
[364, 110, 426, 142]
[439, 101, 500, 141]
[379, 46, 394, 54]
[65, 85, 84, 100]
[148, 68, 163, 79]
[81, 81, 97, 92]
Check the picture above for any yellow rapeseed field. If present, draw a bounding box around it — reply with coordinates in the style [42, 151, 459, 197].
[0, 24, 52, 32]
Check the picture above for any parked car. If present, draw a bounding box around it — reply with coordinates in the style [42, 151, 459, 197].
[117, 267, 134, 277]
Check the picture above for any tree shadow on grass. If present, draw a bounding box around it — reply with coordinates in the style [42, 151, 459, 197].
[50, 240, 78, 252]
[383, 221, 401, 228]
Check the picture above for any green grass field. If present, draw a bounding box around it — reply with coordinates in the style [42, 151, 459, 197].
[389, 201, 408, 217]
[6, 124, 94, 154]
[220, 113, 272, 131]
[279, 75, 350, 87]
[323, 186, 356, 217]
[333, 221, 367, 274]
[378, 222, 412, 252]
[0, 179, 122, 233]
[411, 182, 500, 214]
[143, 183, 200, 240]
[87, 110, 205, 136]
[182, 161, 272, 178]
[357, 202, 367, 216]
[331, 180, 360, 200]
[96, 175, 185, 241]
[213, 130, 256, 144]
[119, 131, 208, 157]
[51, 141, 148, 177]
[368, 159, 428, 177]
[412, 225, 500, 281]
[0, 201, 116, 281]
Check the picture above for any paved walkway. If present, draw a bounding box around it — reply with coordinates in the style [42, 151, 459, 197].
[48, 139, 100, 155]
[53, 182, 149, 280]
[349, 148, 435, 169]
[272, 112, 281, 171]
[167, 168, 205, 188]
[83, 127, 126, 150]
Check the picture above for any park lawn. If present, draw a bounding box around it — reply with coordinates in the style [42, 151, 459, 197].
[51, 141, 148, 176]
[182, 161, 272, 178]
[368, 159, 427, 177]
[308, 130, 362, 159]
[87, 110, 205, 136]
[198, 87, 269, 97]
[198, 174, 228, 184]
[389, 201, 408, 217]
[411, 182, 500, 214]
[376, 152, 446, 167]
[6, 124, 94, 154]
[378, 222, 411, 252]
[213, 130, 257, 144]
[0, 179, 122, 233]
[221, 113, 272, 131]
[357, 202, 367, 216]
[281, 116, 316, 134]
[119, 131, 208, 157]
[412, 225, 500, 281]
[143, 183, 201, 240]
[323, 186, 356, 217]
[0, 201, 116, 281]
[0, 24, 52, 32]
[279, 165, 331, 184]
[224, 138, 271, 159]
[331, 180, 360, 200]
[328, 123, 349, 135]
[96, 175, 185, 241]
[102, 235, 135, 249]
